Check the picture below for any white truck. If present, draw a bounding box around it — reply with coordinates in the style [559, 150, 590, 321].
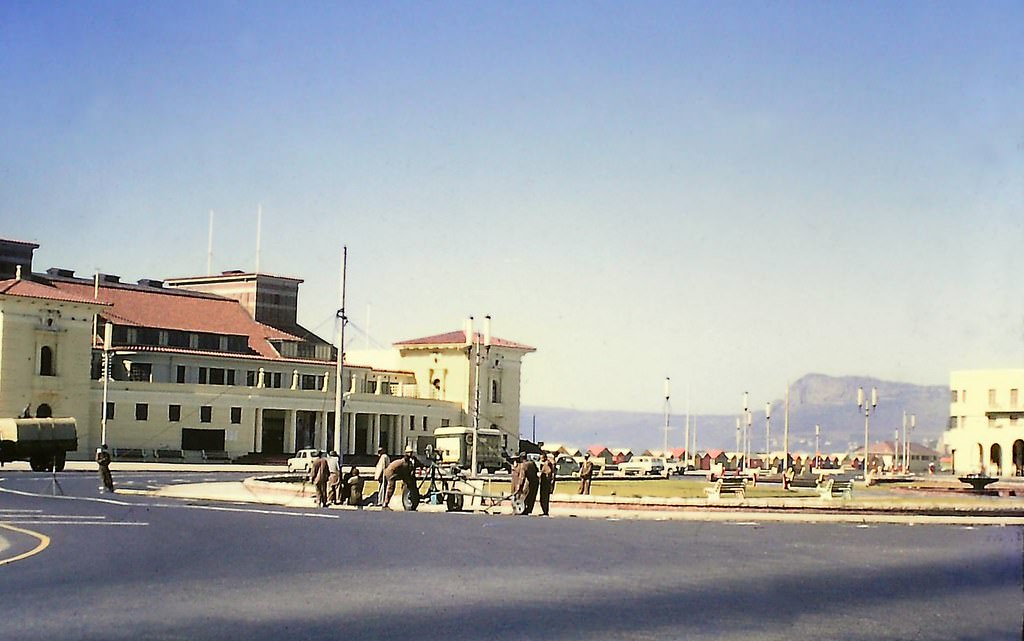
[0, 417, 78, 472]
[618, 455, 666, 476]
[431, 426, 506, 473]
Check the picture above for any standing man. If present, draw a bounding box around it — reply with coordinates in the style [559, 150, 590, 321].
[326, 450, 342, 505]
[518, 454, 540, 515]
[578, 454, 594, 495]
[309, 451, 330, 508]
[373, 447, 390, 506]
[382, 448, 417, 510]
[95, 444, 114, 493]
[539, 453, 556, 516]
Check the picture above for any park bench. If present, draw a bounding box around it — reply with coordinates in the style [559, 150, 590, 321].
[202, 450, 232, 462]
[817, 478, 854, 500]
[154, 449, 185, 462]
[113, 448, 146, 461]
[705, 477, 747, 499]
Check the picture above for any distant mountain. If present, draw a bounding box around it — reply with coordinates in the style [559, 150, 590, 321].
[522, 373, 948, 454]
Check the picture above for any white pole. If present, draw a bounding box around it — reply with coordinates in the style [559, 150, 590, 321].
[783, 383, 790, 473]
[207, 210, 214, 275]
[100, 322, 112, 447]
[663, 377, 671, 456]
[333, 248, 347, 465]
[255, 204, 262, 274]
[765, 401, 771, 470]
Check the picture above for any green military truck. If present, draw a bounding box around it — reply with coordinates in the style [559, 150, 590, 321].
[0, 417, 78, 472]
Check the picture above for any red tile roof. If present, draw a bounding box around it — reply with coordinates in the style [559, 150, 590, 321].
[395, 329, 535, 352]
[0, 278, 108, 306]
[45, 278, 299, 359]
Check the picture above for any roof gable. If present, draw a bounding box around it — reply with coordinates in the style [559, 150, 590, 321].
[395, 329, 535, 352]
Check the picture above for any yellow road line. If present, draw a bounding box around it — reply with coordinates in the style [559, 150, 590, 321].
[0, 523, 50, 566]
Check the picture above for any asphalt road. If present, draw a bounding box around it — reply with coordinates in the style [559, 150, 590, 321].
[1, 470, 1022, 641]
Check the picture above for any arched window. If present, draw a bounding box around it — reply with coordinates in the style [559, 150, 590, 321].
[36, 403, 52, 418]
[40, 346, 55, 376]
[991, 443, 1003, 476]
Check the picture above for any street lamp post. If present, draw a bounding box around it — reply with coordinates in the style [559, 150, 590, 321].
[857, 386, 878, 480]
[742, 392, 749, 472]
[814, 424, 821, 469]
[902, 412, 916, 473]
[764, 401, 771, 471]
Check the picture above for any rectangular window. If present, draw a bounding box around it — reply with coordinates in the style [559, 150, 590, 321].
[197, 333, 219, 351]
[948, 416, 958, 429]
[441, 418, 450, 427]
[209, 368, 225, 385]
[230, 407, 242, 424]
[227, 370, 235, 386]
[246, 370, 257, 386]
[422, 416, 428, 431]
[1012, 389, 1019, 406]
[136, 328, 160, 346]
[200, 406, 212, 423]
[950, 390, 958, 403]
[989, 389, 997, 405]
[167, 331, 190, 348]
[301, 374, 317, 390]
[128, 362, 152, 382]
[271, 372, 282, 388]
[198, 368, 208, 384]
[169, 405, 181, 422]
[105, 402, 115, 420]
[409, 415, 415, 432]
[135, 403, 148, 421]
[176, 365, 186, 384]
[226, 335, 248, 352]
[181, 428, 225, 451]
[490, 379, 502, 403]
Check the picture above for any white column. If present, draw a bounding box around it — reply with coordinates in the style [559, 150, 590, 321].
[370, 414, 380, 452]
[284, 410, 297, 453]
[254, 409, 264, 452]
[346, 413, 356, 455]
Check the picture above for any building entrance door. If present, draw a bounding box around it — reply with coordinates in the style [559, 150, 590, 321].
[261, 410, 286, 455]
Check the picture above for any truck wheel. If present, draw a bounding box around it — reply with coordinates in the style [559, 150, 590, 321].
[445, 491, 464, 512]
[402, 486, 420, 511]
[512, 496, 527, 515]
[29, 455, 47, 472]
[53, 452, 66, 472]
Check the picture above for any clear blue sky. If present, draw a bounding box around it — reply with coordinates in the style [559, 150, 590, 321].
[2, 2, 1022, 415]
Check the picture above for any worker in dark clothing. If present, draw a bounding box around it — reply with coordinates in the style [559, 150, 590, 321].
[309, 451, 330, 508]
[382, 449, 417, 510]
[96, 445, 114, 493]
[539, 453, 556, 516]
[578, 454, 594, 495]
[343, 465, 365, 508]
[514, 453, 540, 515]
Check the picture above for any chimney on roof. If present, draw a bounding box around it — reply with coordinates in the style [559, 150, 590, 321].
[46, 268, 76, 278]
[137, 278, 164, 288]
[100, 274, 121, 284]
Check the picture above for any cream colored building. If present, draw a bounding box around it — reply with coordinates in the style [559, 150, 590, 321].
[943, 369, 1024, 476]
[0, 239, 533, 462]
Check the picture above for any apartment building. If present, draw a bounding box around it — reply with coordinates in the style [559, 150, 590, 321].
[943, 369, 1024, 476]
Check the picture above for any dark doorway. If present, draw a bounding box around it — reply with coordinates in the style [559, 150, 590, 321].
[1013, 440, 1024, 476]
[296, 411, 317, 450]
[355, 414, 370, 454]
[261, 410, 285, 455]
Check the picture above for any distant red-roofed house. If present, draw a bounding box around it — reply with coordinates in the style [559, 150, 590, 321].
[586, 446, 613, 466]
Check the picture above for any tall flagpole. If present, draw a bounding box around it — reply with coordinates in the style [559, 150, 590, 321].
[333, 248, 348, 466]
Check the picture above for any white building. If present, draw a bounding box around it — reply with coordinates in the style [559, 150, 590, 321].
[943, 369, 1024, 476]
[0, 238, 534, 461]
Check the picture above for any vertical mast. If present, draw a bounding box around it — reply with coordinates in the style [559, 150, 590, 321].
[333, 247, 348, 465]
[663, 377, 671, 456]
[783, 382, 790, 473]
[255, 204, 262, 274]
[207, 210, 214, 275]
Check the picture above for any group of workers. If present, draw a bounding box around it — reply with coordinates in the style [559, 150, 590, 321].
[508, 451, 595, 515]
[307, 450, 365, 508]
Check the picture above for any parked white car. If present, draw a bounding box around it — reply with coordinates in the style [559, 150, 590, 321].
[287, 449, 321, 473]
[618, 456, 666, 476]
